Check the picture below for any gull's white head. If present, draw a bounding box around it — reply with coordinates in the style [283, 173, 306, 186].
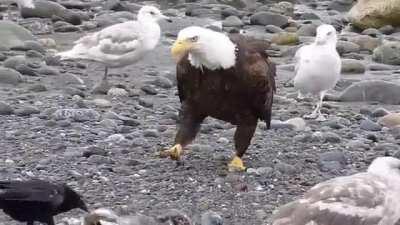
[171, 26, 236, 70]
[15, 0, 35, 8]
[137, 5, 171, 23]
[368, 157, 400, 178]
[314, 24, 337, 46]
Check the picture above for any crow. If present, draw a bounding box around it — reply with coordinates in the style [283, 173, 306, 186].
[0, 179, 88, 225]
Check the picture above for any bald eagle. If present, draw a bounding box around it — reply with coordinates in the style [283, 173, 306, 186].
[162, 26, 276, 171]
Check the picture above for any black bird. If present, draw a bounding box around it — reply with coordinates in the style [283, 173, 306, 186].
[0, 180, 88, 225]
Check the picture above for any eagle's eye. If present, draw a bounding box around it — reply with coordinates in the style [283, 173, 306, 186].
[189, 36, 199, 42]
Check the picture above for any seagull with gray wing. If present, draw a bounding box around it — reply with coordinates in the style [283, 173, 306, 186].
[57, 5, 171, 92]
[271, 157, 400, 225]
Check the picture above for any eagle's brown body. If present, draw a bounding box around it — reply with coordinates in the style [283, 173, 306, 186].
[174, 34, 276, 160]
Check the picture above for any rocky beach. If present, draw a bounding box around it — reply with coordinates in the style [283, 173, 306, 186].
[1, 0, 400, 224]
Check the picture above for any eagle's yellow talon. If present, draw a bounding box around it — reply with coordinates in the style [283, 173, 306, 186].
[162, 144, 183, 161]
[228, 156, 246, 172]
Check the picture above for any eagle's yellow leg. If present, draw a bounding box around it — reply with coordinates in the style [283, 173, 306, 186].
[161, 144, 183, 160]
[228, 156, 246, 172]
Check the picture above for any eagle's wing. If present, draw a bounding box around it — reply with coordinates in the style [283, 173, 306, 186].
[0, 180, 64, 207]
[271, 173, 389, 225]
[234, 35, 276, 128]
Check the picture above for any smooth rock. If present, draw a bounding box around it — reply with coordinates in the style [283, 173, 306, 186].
[201, 211, 224, 225]
[222, 16, 243, 27]
[0, 21, 35, 50]
[348, 35, 380, 52]
[338, 80, 400, 104]
[378, 113, 400, 128]
[296, 24, 317, 36]
[341, 59, 366, 74]
[348, 0, 400, 29]
[0, 67, 23, 85]
[271, 32, 299, 45]
[0, 101, 14, 115]
[336, 41, 360, 54]
[15, 106, 40, 116]
[250, 12, 289, 27]
[323, 132, 341, 143]
[360, 119, 382, 131]
[372, 108, 390, 117]
[285, 117, 306, 131]
[373, 42, 400, 65]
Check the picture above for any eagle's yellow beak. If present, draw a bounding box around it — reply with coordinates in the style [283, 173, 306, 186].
[171, 39, 193, 62]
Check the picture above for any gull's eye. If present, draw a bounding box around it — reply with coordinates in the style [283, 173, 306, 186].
[327, 31, 333, 35]
[189, 36, 199, 42]
[150, 11, 156, 15]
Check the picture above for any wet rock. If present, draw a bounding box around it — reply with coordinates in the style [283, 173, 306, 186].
[341, 59, 366, 74]
[152, 77, 173, 89]
[95, 11, 135, 27]
[93, 99, 112, 108]
[37, 66, 60, 76]
[319, 151, 346, 171]
[372, 42, 400, 65]
[348, 35, 380, 52]
[271, 32, 299, 45]
[11, 40, 46, 54]
[328, 0, 354, 12]
[348, 0, 400, 29]
[379, 25, 395, 34]
[338, 80, 400, 104]
[275, 162, 296, 175]
[16, 64, 38, 76]
[368, 63, 396, 71]
[250, 12, 289, 27]
[201, 211, 223, 225]
[53, 109, 100, 122]
[265, 25, 284, 33]
[247, 167, 274, 176]
[53, 21, 80, 32]
[29, 84, 47, 92]
[222, 16, 243, 27]
[141, 85, 158, 95]
[360, 119, 382, 131]
[323, 132, 341, 143]
[372, 108, 390, 117]
[20, 0, 82, 25]
[138, 98, 153, 108]
[378, 113, 400, 128]
[0, 101, 14, 115]
[270, 2, 294, 17]
[336, 41, 360, 54]
[0, 21, 35, 50]
[361, 28, 381, 37]
[285, 117, 306, 131]
[107, 87, 128, 97]
[296, 24, 317, 36]
[347, 139, 370, 150]
[15, 106, 40, 116]
[0, 67, 23, 85]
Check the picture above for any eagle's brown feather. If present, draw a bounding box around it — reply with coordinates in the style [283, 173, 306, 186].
[174, 33, 276, 159]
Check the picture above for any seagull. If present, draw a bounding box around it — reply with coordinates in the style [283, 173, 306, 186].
[293, 24, 341, 121]
[57, 5, 171, 90]
[270, 157, 400, 225]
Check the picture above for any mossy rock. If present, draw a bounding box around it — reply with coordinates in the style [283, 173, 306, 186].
[271, 32, 299, 45]
[348, 0, 400, 29]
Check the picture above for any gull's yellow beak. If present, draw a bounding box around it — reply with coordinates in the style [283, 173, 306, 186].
[171, 39, 192, 62]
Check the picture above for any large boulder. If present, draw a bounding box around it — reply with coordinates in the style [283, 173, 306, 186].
[338, 80, 400, 104]
[372, 42, 400, 65]
[20, 0, 82, 25]
[348, 0, 400, 29]
[0, 21, 35, 50]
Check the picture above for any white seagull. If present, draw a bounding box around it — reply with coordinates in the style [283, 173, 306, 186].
[57, 5, 171, 87]
[293, 24, 341, 121]
[271, 157, 400, 225]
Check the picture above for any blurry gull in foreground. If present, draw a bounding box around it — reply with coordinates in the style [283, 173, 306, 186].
[57, 5, 171, 91]
[293, 24, 341, 121]
[271, 157, 400, 225]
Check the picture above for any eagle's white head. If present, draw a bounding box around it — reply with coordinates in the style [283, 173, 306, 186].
[171, 26, 237, 70]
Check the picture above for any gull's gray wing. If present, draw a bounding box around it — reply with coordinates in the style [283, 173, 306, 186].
[271, 173, 391, 225]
